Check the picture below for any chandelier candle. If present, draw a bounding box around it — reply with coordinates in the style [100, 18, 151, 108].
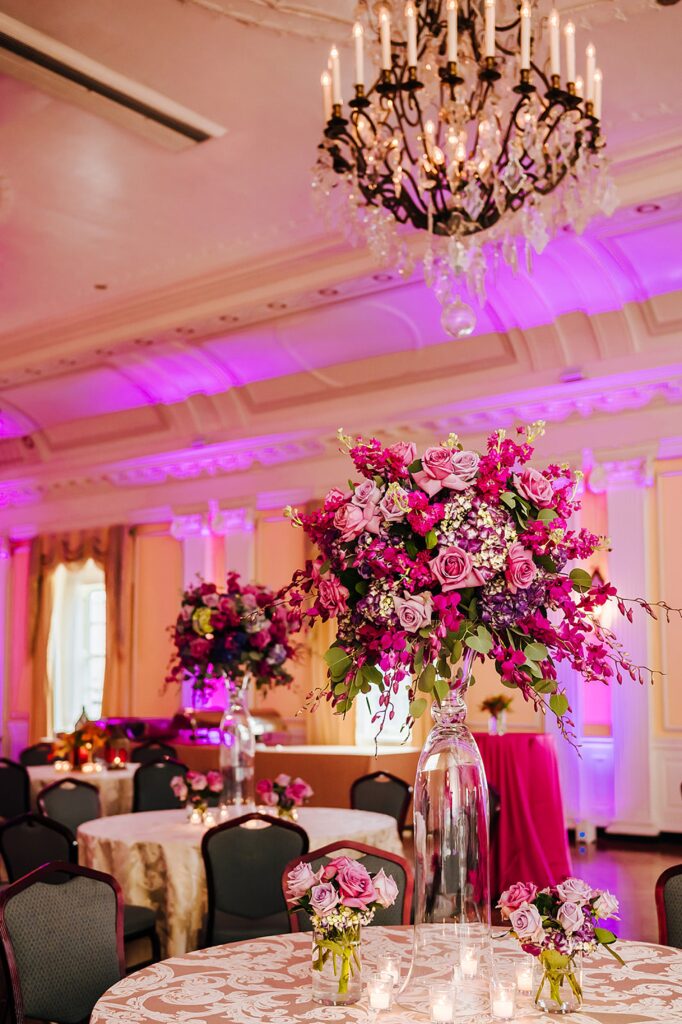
[329, 46, 342, 106]
[380, 7, 392, 70]
[405, 3, 418, 67]
[353, 22, 364, 88]
[320, 70, 332, 121]
[594, 68, 603, 118]
[447, 0, 457, 63]
[520, 3, 531, 70]
[484, 0, 495, 57]
[585, 43, 596, 104]
[564, 20, 576, 85]
[549, 9, 560, 79]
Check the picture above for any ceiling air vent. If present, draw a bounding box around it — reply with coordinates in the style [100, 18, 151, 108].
[0, 13, 226, 150]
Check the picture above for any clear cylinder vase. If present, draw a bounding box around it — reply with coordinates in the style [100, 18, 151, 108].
[311, 925, 362, 1006]
[535, 952, 583, 1014]
[219, 675, 256, 811]
[398, 649, 491, 1013]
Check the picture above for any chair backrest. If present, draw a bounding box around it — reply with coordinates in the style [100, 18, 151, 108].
[0, 813, 78, 883]
[284, 840, 414, 932]
[18, 743, 53, 767]
[131, 740, 178, 764]
[132, 759, 189, 812]
[0, 759, 30, 821]
[0, 862, 125, 1024]
[202, 813, 309, 944]
[656, 864, 682, 948]
[37, 778, 101, 833]
[350, 771, 413, 834]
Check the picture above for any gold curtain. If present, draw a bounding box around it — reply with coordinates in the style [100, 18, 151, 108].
[26, 526, 135, 741]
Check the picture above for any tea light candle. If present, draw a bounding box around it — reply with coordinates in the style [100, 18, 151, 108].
[429, 984, 456, 1023]
[219, 805, 230, 822]
[377, 953, 401, 987]
[490, 978, 516, 1020]
[515, 959, 534, 994]
[189, 808, 202, 825]
[54, 760, 70, 772]
[460, 945, 478, 979]
[203, 811, 216, 827]
[491, 994, 514, 1019]
[367, 972, 394, 1010]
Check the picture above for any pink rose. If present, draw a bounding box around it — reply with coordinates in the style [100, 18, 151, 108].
[498, 882, 538, 918]
[261, 791, 279, 807]
[393, 592, 433, 632]
[251, 629, 271, 650]
[188, 637, 212, 659]
[557, 901, 584, 935]
[334, 858, 377, 909]
[450, 450, 480, 490]
[506, 542, 537, 594]
[509, 904, 545, 943]
[352, 479, 383, 506]
[372, 868, 399, 908]
[256, 778, 274, 798]
[556, 878, 594, 905]
[187, 771, 207, 791]
[324, 487, 348, 511]
[275, 773, 291, 787]
[318, 577, 350, 617]
[333, 501, 380, 542]
[379, 486, 410, 522]
[286, 861, 323, 900]
[285, 778, 313, 805]
[412, 446, 463, 496]
[593, 891, 619, 920]
[310, 882, 339, 917]
[206, 770, 223, 793]
[389, 440, 418, 470]
[170, 776, 188, 802]
[431, 545, 486, 591]
[203, 592, 220, 608]
[514, 467, 555, 509]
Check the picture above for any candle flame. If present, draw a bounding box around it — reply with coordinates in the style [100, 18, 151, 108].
[564, 20, 575, 36]
[353, 21, 363, 38]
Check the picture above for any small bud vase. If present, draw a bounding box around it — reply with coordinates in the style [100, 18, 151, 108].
[277, 805, 298, 822]
[311, 924, 362, 1006]
[534, 952, 583, 1014]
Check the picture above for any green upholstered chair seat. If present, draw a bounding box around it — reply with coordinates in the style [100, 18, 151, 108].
[123, 904, 157, 938]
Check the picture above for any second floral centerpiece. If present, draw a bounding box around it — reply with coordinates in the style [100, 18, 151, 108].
[286, 856, 398, 1006]
[171, 770, 223, 823]
[255, 773, 314, 820]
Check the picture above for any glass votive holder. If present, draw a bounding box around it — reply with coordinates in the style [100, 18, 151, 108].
[54, 760, 70, 772]
[490, 976, 517, 1020]
[367, 971, 394, 1011]
[376, 953, 401, 988]
[429, 983, 457, 1023]
[189, 808, 203, 825]
[460, 943, 481, 980]
[515, 955, 535, 996]
[203, 811, 216, 828]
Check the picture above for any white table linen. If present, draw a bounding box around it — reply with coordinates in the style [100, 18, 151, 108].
[28, 765, 138, 817]
[79, 806, 404, 956]
[92, 926, 682, 1024]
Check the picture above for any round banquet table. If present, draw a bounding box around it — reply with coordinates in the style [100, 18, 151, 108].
[79, 807, 404, 957]
[474, 733, 572, 897]
[92, 925, 682, 1024]
[28, 764, 138, 816]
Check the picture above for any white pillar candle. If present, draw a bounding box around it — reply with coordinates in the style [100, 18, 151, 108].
[352, 21, 364, 87]
[329, 45, 342, 106]
[549, 9, 560, 77]
[429, 985, 456, 1023]
[520, 3, 531, 69]
[405, 2, 417, 66]
[484, 0, 496, 58]
[380, 6, 392, 70]
[447, 0, 457, 63]
[320, 70, 332, 120]
[575, 74, 583, 96]
[594, 67, 603, 118]
[585, 42, 596, 102]
[564, 21, 575, 82]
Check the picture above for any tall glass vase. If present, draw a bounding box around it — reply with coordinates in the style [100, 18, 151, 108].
[398, 649, 491, 1012]
[219, 675, 256, 811]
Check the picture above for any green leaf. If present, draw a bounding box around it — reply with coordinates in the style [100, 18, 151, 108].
[409, 698, 427, 719]
[324, 646, 349, 667]
[570, 567, 593, 592]
[407, 459, 422, 474]
[533, 678, 558, 694]
[451, 639, 463, 663]
[549, 692, 569, 718]
[434, 677, 451, 702]
[500, 491, 517, 510]
[465, 625, 492, 656]
[333, 682, 347, 696]
[538, 508, 558, 522]
[362, 664, 383, 686]
[354, 581, 368, 596]
[418, 663, 436, 693]
[419, 627, 432, 638]
[594, 927, 617, 946]
[524, 658, 543, 678]
[524, 642, 548, 662]
[535, 554, 558, 574]
[414, 646, 424, 674]
[335, 698, 352, 714]
[425, 530, 438, 550]
[405, 540, 419, 558]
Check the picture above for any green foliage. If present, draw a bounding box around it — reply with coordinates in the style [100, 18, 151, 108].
[549, 692, 569, 717]
[570, 567, 593, 592]
[524, 642, 548, 662]
[465, 624, 493, 655]
[409, 697, 427, 719]
[425, 530, 438, 550]
[418, 663, 436, 693]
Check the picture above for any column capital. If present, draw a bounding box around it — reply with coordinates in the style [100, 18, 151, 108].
[588, 456, 654, 494]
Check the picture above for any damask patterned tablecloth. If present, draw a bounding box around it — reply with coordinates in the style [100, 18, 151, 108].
[79, 807, 403, 957]
[92, 926, 682, 1024]
[28, 764, 138, 816]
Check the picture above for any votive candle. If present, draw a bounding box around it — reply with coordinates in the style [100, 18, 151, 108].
[460, 945, 479, 979]
[377, 953, 401, 987]
[429, 984, 456, 1023]
[367, 972, 394, 1010]
[490, 978, 516, 1019]
[515, 959, 534, 995]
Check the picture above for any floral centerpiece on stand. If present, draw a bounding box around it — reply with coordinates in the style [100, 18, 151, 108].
[256, 773, 314, 820]
[500, 878, 622, 1012]
[286, 857, 399, 1006]
[171, 770, 223, 822]
[480, 694, 513, 735]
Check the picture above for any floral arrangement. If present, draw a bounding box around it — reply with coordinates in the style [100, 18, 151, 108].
[52, 722, 108, 767]
[499, 877, 622, 1009]
[286, 857, 399, 996]
[171, 770, 223, 817]
[280, 424, 674, 741]
[480, 694, 513, 718]
[256, 773, 314, 820]
[167, 571, 300, 696]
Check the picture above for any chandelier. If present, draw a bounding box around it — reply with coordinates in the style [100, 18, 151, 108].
[312, 0, 617, 336]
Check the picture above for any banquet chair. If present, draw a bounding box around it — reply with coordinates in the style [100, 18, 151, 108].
[18, 742, 53, 767]
[0, 862, 125, 1024]
[131, 739, 178, 764]
[655, 864, 682, 948]
[37, 778, 101, 833]
[133, 758, 189, 812]
[284, 840, 413, 932]
[202, 812, 309, 945]
[350, 771, 413, 836]
[0, 760, 30, 822]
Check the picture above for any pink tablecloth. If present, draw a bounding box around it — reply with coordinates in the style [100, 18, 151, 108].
[474, 732, 571, 897]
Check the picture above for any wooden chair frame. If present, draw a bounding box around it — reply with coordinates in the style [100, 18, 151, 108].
[655, 863, 682, 946]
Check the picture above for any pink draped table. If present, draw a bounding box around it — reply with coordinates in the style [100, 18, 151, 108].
[474, 732, 572, 897]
